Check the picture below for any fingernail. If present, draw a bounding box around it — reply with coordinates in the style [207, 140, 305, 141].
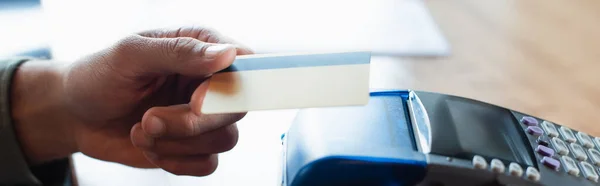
[142, 136, 154, 148]
[133, 132, 154, 148]
[144, 152, 158, 160]
[205, 44, 232, 58]
[146, 116, 165, 136]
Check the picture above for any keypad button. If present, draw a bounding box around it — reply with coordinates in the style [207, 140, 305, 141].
[560, 126, 577, 143]
[541, 156, 560, 170]
[580, 161, 599, 182]
[577, 132, 595, 148]
[535, 145, 555, 157]
[473, 155, 487, 169]
[508, 163, 523, 177]
[527, 126, 544, 136]
[594, 137, 600, 149]
[526, 167, 541, 182]
[570, 143, 588, 161]
[490, 159, 505, 173]
[542, 121, 559, 138]
[552, 137, 570, 156]
[588, 149, 600, 166]
[521, 116, 538, 126]
[561, 156, 580, 176]
[537, 136, 550, 146]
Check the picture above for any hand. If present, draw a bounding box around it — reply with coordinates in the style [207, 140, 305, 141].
[11, 26, 254, 176]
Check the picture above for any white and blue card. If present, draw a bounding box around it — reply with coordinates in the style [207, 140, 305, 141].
[201, 51, 371, 114]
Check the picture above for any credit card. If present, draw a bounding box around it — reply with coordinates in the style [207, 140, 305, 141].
[201, 51, 371, 114]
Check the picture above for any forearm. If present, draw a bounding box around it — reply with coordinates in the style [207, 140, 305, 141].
[10, 60, 77, 165]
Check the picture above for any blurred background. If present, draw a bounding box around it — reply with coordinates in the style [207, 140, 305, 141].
[1, 0, 449, 61]
[0, 0, 52, 58]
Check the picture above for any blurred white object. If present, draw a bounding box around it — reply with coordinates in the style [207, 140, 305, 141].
[0, 7, 49, 58]
[41, 0, 449, 62]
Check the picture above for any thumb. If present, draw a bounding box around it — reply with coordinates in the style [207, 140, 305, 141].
[116, 35, 238, 76]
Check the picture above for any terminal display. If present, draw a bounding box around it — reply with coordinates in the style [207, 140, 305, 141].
[420, 94, 535, 166]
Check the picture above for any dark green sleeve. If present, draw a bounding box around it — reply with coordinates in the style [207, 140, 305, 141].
[0, 57, 72, 186]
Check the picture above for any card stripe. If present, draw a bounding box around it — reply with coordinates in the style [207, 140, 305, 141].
[217, 51, 371, 73]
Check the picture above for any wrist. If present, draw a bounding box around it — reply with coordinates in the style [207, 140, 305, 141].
[10, 60, 78, 165]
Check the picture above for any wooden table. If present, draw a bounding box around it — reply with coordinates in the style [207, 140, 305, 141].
[376, 0, 600, 136]
[69, 0, 600, 185]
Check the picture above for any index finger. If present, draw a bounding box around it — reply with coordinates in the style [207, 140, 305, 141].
[141, 81, 246, 138]
[141, 104, 245, 138]
[138, 25, 255, 55]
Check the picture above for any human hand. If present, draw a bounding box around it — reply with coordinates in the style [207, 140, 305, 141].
[11, 26, 253, 176]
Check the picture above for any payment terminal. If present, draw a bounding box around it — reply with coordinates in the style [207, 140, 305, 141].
[280, 90, 600, 186]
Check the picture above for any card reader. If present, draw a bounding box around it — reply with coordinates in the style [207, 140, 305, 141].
[280, 90, 600, 186]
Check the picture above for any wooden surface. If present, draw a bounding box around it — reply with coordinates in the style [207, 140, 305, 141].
[68, 0, 600, 185]
[369, 0, 600, 135]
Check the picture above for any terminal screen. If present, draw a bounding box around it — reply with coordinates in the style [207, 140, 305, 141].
[421, 94, 534, 166]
